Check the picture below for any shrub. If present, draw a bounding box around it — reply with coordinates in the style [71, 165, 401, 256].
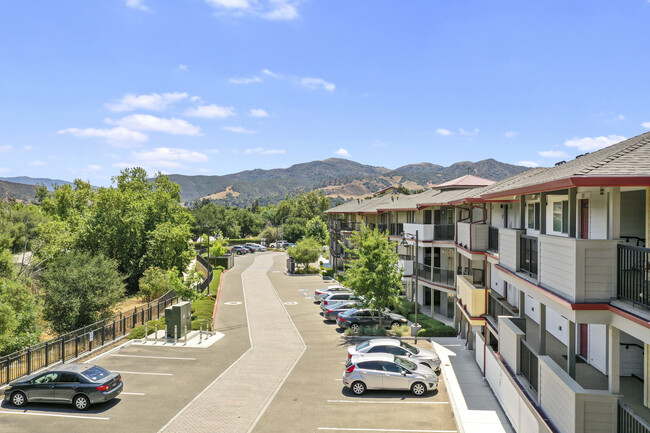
[127, 317, 166, 339]
[393, 327, 403, 337]
[417, 327, 457, 337]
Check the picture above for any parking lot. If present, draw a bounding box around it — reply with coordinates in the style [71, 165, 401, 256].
[252, 254, 458, 433]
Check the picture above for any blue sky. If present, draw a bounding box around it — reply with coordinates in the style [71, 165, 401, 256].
[1, 0, 650, 185]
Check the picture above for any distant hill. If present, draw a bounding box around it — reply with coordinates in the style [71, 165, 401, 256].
[0, 180, 38, 202]
[0, 176, 74, 190]
[171, 158, 530, 207]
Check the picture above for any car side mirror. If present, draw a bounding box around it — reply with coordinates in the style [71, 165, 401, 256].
[401, 370, 406, 376]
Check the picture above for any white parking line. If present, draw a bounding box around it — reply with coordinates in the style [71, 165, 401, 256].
[317, 428, 456, 432]
[0, 410, 109, 420]
[121, 392, 145, 395]
[112, 370, 173, 376]
[334, 378, 342, 381]
[326, 400, 449, 405]
[110, 354, 196, 361]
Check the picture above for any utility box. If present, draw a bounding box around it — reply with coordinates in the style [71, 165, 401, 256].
[165, 301, 192, 338]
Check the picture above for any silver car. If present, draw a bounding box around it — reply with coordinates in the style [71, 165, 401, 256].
[319, 292, 359, 311]
[347, 338, 441, 372]
[3, 364, 123, 410]
[343, 353, 438, 396]
[314, 285, 348, 299]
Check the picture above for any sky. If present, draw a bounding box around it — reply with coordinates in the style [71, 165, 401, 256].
[1, 0, 650, 186]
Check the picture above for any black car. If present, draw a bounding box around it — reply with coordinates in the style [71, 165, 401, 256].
[4, 364, 123, 411]
[336, 308, 408, 331]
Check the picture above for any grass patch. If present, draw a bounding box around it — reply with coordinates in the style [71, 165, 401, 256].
[391, 297, 457, 337]
[208, 267, 223, 296]
[191, 297, 215, 330]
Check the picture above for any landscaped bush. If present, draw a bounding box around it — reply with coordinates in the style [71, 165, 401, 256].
[407, 311, 457, 337]
[127, 317, 166, 339]
[292, 265, 320, 274]
[321, 268, 335, 278]
[392, 324, 411, 337]
[391, 297, 415, 318]
[191, 297, 215, 330]
[226, 238, 261, 245]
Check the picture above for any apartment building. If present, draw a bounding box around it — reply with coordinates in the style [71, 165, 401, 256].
[326, 131, 650, 433]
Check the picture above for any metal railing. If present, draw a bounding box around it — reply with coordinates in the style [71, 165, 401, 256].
[417, 263, 455, 287]
[487, 291, 518, 327]
[520, 339, 539, 393]
[519, 235, 538, 278]
[433, 224, 455, 240]
[0, 290, 178, 386]
[488, 226, 499, 252]
[618, 244, 650, 308]
[389, 223, 404, 236]
[619, 401, 650, 433]
[457, 267, 485, 286]
[196, 254, 214, 294]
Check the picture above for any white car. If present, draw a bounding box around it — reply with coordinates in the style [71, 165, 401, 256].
[245, 243, 266, 252]
[347, 338, 441, 372]
[314, 285, 348, 299]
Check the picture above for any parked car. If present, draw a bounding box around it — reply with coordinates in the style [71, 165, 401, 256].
[4, 364, 123, 411]
[245, 243, 266, 252]
[342, 353, 438, 396]
[336, 308, 408, 330]
[314, 285, 348, 299]
[270, 241, 289, 249]
[319, 292, 360, 310]
[347, 338, 441, 372]
[242, 245, 255, 253]
[232, 245, 248, 255]
[322, 301, 361, 321]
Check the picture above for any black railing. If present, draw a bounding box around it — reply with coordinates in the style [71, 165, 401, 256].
[519, 235, 538, 278]
[196, 254, 214, 294]
[378, 224, 388, 233]
[487, 291, 518, 327]
[1, 290, 178, 386]
[618, 244, 650, 308]
[434, 224, 455, 240]
[457, 267, 485, 286]
[488, 226, 499, 252]
[341, 221, 361, 231]
[619, 401, 650, 433]
[520, 339, 538, 393]
[389, 223, 404, 236]
[417, 263, 455, 287]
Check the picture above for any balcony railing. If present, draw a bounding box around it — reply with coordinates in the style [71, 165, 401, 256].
[618, 401, 650, 433]
[416, 263, 455, 287]
[378, 223, 388, 233]
[434, 224, 455, 240]
[457, 267, 485, 286]
[488, 226, 499, 252]
[457, 274, 486, 317]
[389, 223, 404, 236]
[520, 338, 539, 393]
[618, 244, 650, 308]
[519, 235, 538, 278]
[487, 291, 518, 327]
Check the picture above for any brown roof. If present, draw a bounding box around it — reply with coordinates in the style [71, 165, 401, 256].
[435, 174, 495, 189]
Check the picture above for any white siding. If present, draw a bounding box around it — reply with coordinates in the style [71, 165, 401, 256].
[588, 324, 607, 375]
[491, 262, 506, 296]
[539, 358, 576, 433]
[547, 307, 568, 346]
[472, 223, 489, 251]
[499, 228, 521, 271]
[475, 331, 485, 373]
[525, 295, 540, 323]
[499, 317, 525, 371]
[620, 332, 645, 378]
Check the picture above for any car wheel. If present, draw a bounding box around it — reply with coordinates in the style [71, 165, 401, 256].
[411, 382, 427, 396]
[73, 394, 90, 411]
[11, 391, 27, 407]
[350, 323, 360, 332]
[390, 321, 401, 329]
[351, 381, 366, 395]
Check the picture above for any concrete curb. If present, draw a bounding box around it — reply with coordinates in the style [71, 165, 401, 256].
[431, 339, 465, 433]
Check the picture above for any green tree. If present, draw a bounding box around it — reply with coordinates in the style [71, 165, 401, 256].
[344, 225, 403, 328]
[259, 226, 281, 244]
[139, 267, 171, 302]
[41, 251, 126, 333]
[0, 277, 41, 355]
[288, 237, 322, 268]
[209, 239, 228, 257]
[306, 217, 328, 245]
[282, 217, 308, 243]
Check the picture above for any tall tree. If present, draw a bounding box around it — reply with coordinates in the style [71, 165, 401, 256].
[287, 237, 322, 268]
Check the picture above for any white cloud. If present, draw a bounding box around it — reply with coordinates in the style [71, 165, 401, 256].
[504, 131, 517, 138]
[28, 160, 46, 166]
[58, 127, 148, 145]
[185, 104, 236, 118]
[262, 68, 279, 78]
[229, 76, 262, 84]
[249, 109, 269, 117]
[642, 122, 650, 129]
[177, 64, 188, 72]
[244, 147, 286, 155]
[518, 161, 540, 167]
[0, 145, 13, 152]
[130, 147, 209, 168]
[372, 140, 387, 147]
[223, 126, 257, 134]
[301, 77, 335, 92]
[459, 128, 479, 136]
[206, 0, 299, 20]
[436, 128, 453, 136]
[87, 164, 102, 171]
[539, 150, 569, 158]
[105, 92, 188, 112]
[205, 148, 220, 154]
[108, 114, 202, 136]
[618, 114, 625, 120]
[125, 0, 151, 12]
[23, 145, 33, 151]
[564, 134, 626, 152]
[334, 148, 351, 158]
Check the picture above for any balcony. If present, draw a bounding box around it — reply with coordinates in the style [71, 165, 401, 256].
[416, 263, 455, 287]
[434, 224, 455, 240]
[402, 223, 433, 241]
[618, 243, 650, 308]
[519, 234, 538, 278]
[538, 235, 618, 303]
[399, 257, 413, 275]
[457, 222, 489, 251]
[488, 226, 499, 252]
[498, 228, 525, 271]
[457, 274, 486, 317]
[457, 267, 485, 286]
[486, 291, 518, 329]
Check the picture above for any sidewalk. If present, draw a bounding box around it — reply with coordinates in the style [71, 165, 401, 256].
[432, 337, 514, 433]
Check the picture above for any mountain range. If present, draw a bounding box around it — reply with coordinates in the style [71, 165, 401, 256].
[1, 158, 530, 206]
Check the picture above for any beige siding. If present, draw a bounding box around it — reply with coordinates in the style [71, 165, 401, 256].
[539, 358, 575, 433]
[539, 235, 576, 300]
[499, 228, 522, 271]
[472, 223, 489, 251]
[579, 398, 616, 433]
[499, 317, 524, 372]
[457, 222, 471, 249]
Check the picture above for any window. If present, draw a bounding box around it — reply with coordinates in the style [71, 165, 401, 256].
[406, 211, 415, 223]
[552, 201, 569, 233]
[387, 346, 408, 356]
[527, 203, 541, 230]
[81, 366, 110, 381]
[58, 373, 80, 383]
[358, 361, 382, 371]
[33, 373, 59, 384]
[367, 346, 385, 353]
[382, 362, 403, 373]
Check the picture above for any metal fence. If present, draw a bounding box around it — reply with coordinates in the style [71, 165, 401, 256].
[0, 290, 178, 386]
[618, 244, 650, 308]
[196, 254, 214, 294]
[519, 338, 538, 393]
[488, 226, 499, 252]
[433, 224, 455, 240]
[619, 401, 650, 433]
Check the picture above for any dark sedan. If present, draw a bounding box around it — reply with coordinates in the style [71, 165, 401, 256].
[322, 301, 361, 321]
[336, 308, 408, 331]
[4, 364, 123, 411]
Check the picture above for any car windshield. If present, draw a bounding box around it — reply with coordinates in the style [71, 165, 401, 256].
[355, 341, 370, 351]
[400, 340, 420, 354]
[81, 366, 110, 381]
[393, 356, 417, 371]
[344, 308, 358, 316]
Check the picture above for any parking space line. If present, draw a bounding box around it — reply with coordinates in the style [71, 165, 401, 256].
[121, 392, 146, 395]
[317, 428, 456, 432]
[0, 410, 109, 420]
[112, 370, 173, 376]
[110, 354, 196, 361]
[326, 400, 449, 405]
